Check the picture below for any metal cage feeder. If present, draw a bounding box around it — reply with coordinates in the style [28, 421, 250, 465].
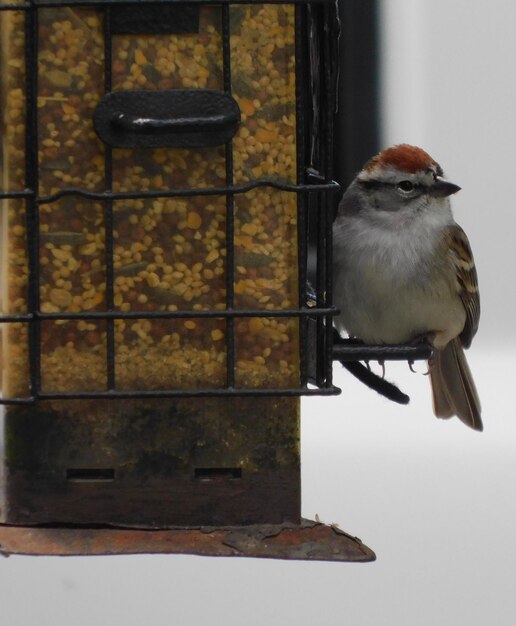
[0, 0, 426, 561]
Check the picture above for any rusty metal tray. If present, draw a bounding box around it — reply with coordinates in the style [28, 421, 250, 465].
[0, 519, 375, 562]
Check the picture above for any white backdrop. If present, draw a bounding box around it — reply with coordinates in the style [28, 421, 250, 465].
[1, 1, 516, 625]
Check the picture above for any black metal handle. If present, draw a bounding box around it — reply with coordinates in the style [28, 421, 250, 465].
[94, 89, 241, 149]
[111, 111, 238, 136]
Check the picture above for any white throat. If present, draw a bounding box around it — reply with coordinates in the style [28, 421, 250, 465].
[335, 196, 454, 280]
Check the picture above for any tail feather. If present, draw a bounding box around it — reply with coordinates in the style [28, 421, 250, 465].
[429, 338, 483, 431]
[429, 358, 454, 419]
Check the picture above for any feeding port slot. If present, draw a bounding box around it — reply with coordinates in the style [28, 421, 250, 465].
[194, 468, 242, 482]
[66, 468, 116, 482]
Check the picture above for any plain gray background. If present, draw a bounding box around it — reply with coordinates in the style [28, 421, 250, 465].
[2, 1, 515, 624]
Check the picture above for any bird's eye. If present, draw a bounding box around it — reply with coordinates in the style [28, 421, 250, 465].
[397, 180, 414, 192]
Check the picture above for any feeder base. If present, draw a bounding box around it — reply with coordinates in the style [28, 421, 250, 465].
[0, 519, 375, 562]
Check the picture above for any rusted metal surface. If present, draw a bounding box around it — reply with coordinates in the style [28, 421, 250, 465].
[0, 519, 375, 562]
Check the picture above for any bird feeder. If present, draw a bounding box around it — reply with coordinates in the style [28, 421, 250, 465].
[0, 0, 390, 560]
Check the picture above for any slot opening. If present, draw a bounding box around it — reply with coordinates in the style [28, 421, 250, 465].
[194, 467, 242, 482]
[66, 468, 115, 482]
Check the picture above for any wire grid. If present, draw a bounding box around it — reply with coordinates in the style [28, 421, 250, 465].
[0, 0, 341, 403]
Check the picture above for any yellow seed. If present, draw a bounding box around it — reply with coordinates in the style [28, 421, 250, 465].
[241, 222, 258, 236]
[203, 268, 214, 280]
[239, 98, 255, 116]
[50, 248, 68, 261]
[205, 249, 219, 264]
[49, 288, 72, 308]
[134, 49, 148, 65]
[187, 211, 202, 229]
[82, 298, 97, 311]
[255, 128, 277, 143]
[146, 272, 160, 287]
[249, 318, 264, 334]
[211, 329, 224, 341]
[184, 320, 196, 330]
[79, 242, 97, 256]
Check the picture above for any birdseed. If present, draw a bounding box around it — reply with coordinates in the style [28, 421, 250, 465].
[0, 4, 300, 399]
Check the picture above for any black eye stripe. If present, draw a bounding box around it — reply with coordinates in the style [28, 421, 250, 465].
[359, 180, 426, 192]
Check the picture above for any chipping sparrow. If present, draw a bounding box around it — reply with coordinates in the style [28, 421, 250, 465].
[333, 144, 482, 431]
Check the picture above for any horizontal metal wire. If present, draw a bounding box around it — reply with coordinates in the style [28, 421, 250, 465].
[0, 3, 31, 10]
[37, 178, 339, 205]
[29, 0, 337, 8]
[0, 314, 33, 322]
[1, 180, 339, 205]
[0, 190, 33, 199]
[0, 384, 341, 404]
[0, 0, 339, 15]
[0, 307, 337, 323]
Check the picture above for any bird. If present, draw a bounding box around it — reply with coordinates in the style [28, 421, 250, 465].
[333, 144, 482, 431]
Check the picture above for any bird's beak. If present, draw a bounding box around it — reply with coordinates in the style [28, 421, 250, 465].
[429, 178, 461, 198]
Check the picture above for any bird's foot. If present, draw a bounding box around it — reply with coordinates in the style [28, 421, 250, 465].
[408, 333, 433, 374]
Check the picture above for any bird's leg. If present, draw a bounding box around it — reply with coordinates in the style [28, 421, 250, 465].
[408, 333, 434, 375]
[408, 331, 435, 347]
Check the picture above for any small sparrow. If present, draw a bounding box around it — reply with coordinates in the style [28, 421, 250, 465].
[333, 144, 482, 431]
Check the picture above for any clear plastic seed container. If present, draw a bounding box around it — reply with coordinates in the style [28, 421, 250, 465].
[1, 3, 300, 399]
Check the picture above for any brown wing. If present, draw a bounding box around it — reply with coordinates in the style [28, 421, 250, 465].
[447, 224, 480, 348]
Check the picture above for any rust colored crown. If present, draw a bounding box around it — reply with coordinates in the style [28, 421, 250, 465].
[365, 144, 440, 174]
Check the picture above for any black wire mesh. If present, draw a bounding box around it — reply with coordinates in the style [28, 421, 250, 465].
[0, 0, 341, 403]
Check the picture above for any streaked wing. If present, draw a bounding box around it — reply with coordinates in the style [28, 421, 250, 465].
[447, 223, 480, 348]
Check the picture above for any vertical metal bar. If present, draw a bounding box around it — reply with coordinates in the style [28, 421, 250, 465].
[295, 2, 308, 388]
[314, 2, 326, 387]
[315, 195, 327, 387]
[103, 6, 116, 390]
[222, 4, 235, 388]
[25, 2, 41, 397]
[315, 2, 328, 387]
[322, 0, 338, 388]
[324, 215, 334, 387]
[321, 1, 337, 183]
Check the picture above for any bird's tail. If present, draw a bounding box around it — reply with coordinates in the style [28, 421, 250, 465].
[429, 337, 482, 431]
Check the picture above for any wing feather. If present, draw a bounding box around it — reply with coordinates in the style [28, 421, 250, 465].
[447, 224, 480, 348]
